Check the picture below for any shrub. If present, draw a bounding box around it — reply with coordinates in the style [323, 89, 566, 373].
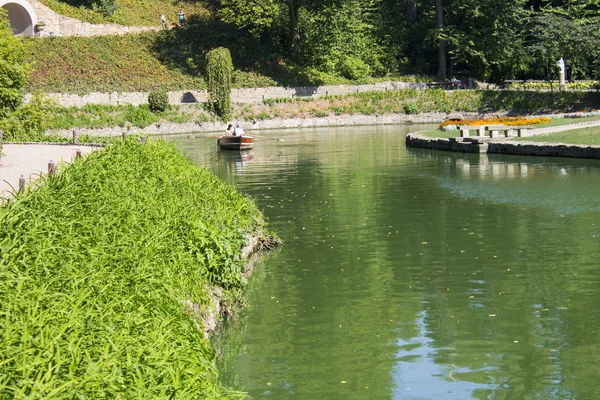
[205, 47, 233, 119]
[0, 10, 32, 118]
[124, 105, 159, 127]
[337, 56, 370, 80]
[148, 89, 169, 113]
[0, 94, 56, 141]
[404, 102, 418, 115]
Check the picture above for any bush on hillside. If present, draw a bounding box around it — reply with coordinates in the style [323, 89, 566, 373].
[0, 93, 56, 141]
[124, 105, 159, 127]
[148, 89, 169, 113]
[338, 56, 370, 81]
[0, 10, 32, 117]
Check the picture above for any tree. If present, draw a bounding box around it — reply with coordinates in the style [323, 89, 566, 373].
[0, 10, 31, 118]
[205, 47, 233, 119]
[219, 0, 312, 57]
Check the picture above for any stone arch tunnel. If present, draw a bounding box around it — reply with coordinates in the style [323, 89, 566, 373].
[1, 0, 37, 36]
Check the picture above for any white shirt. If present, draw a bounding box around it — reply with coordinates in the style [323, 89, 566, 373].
[234, 127, 244, 136]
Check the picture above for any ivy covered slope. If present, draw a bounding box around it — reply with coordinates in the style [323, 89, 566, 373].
[0, 140, 267, 398]
[36, 0, 210, 26]
[26, 23, 314, 93]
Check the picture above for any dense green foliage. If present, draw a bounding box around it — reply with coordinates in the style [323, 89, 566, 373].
[205, 47, 233, 119]
[218, 0, 600, 82]
[0, 12, 31, 117]
[28, 0, 600, 92]
[0, 93, 56, 141]
[0, 140, 265, 398]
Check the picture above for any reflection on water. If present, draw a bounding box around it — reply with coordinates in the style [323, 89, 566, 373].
[409, 149, 600, 215]
[171, 125, 600, 400]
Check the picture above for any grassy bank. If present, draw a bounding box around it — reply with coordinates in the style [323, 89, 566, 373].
[0, 140, 270, 397]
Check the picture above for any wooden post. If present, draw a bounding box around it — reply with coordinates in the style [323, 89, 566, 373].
[140, 136, 146, 144]
[48, 160, 55, 176]
[122, 131, 127, 141]
[72, 128, 77, 144]
[18, 175, 25, 194]
[76, 149, 82, 158]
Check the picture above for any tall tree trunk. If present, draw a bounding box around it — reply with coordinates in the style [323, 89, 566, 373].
[406, 0, 417, 23]
[435, 0, 446, 80]
[287, 0, 301, 58]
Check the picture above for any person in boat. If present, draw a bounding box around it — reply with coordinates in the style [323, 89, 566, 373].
[234, 124, 245, 137]
[226, 124, 234, 136]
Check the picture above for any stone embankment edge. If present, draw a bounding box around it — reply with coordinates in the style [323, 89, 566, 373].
[47, 112, 483, 138]
[195, 230, 281, 338]
[405, 133, 600, 159]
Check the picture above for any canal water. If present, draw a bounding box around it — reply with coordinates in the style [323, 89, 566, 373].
[172, 125, 600, 399]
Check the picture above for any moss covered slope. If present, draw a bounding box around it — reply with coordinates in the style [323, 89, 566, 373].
[0, 140, 265, 398]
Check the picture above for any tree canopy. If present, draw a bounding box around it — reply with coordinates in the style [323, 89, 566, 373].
[218, 0, 600, 82]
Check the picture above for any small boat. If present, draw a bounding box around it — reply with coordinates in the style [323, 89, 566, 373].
[217, 135, 254, 150]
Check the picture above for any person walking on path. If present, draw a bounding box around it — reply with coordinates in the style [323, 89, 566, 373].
[161, 14, 167, 29]
[177, 9, 185, 26]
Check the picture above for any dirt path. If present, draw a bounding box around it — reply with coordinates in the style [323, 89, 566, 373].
[0, 144, 98, 202]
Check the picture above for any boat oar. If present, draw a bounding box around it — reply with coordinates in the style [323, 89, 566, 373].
[251, 134, 284, 142]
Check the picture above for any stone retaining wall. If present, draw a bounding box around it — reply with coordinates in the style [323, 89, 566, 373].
[406, 133, 600, 159]
[25, 81, 427, 107]
[29, 0, 159, 37]
[487, 142, 600, 159]
[405, 134, 483, 153]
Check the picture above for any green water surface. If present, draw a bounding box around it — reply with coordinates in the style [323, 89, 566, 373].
[172, 125, 600, 400]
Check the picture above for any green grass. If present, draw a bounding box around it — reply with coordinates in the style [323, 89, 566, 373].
[36, 0, 211, 26]
[511, 126, 600, 145]
[0, 139, 270, 398]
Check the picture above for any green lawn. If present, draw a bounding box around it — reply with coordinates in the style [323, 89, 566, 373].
[413, 116, 600, 141]
[511, 126, 600, 145]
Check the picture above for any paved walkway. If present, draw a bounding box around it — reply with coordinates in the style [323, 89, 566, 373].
[0, 144, 98, 203]
[528, 119, 600, 136]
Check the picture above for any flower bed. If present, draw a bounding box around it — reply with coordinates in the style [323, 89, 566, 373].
[440, 116, 551, 130]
